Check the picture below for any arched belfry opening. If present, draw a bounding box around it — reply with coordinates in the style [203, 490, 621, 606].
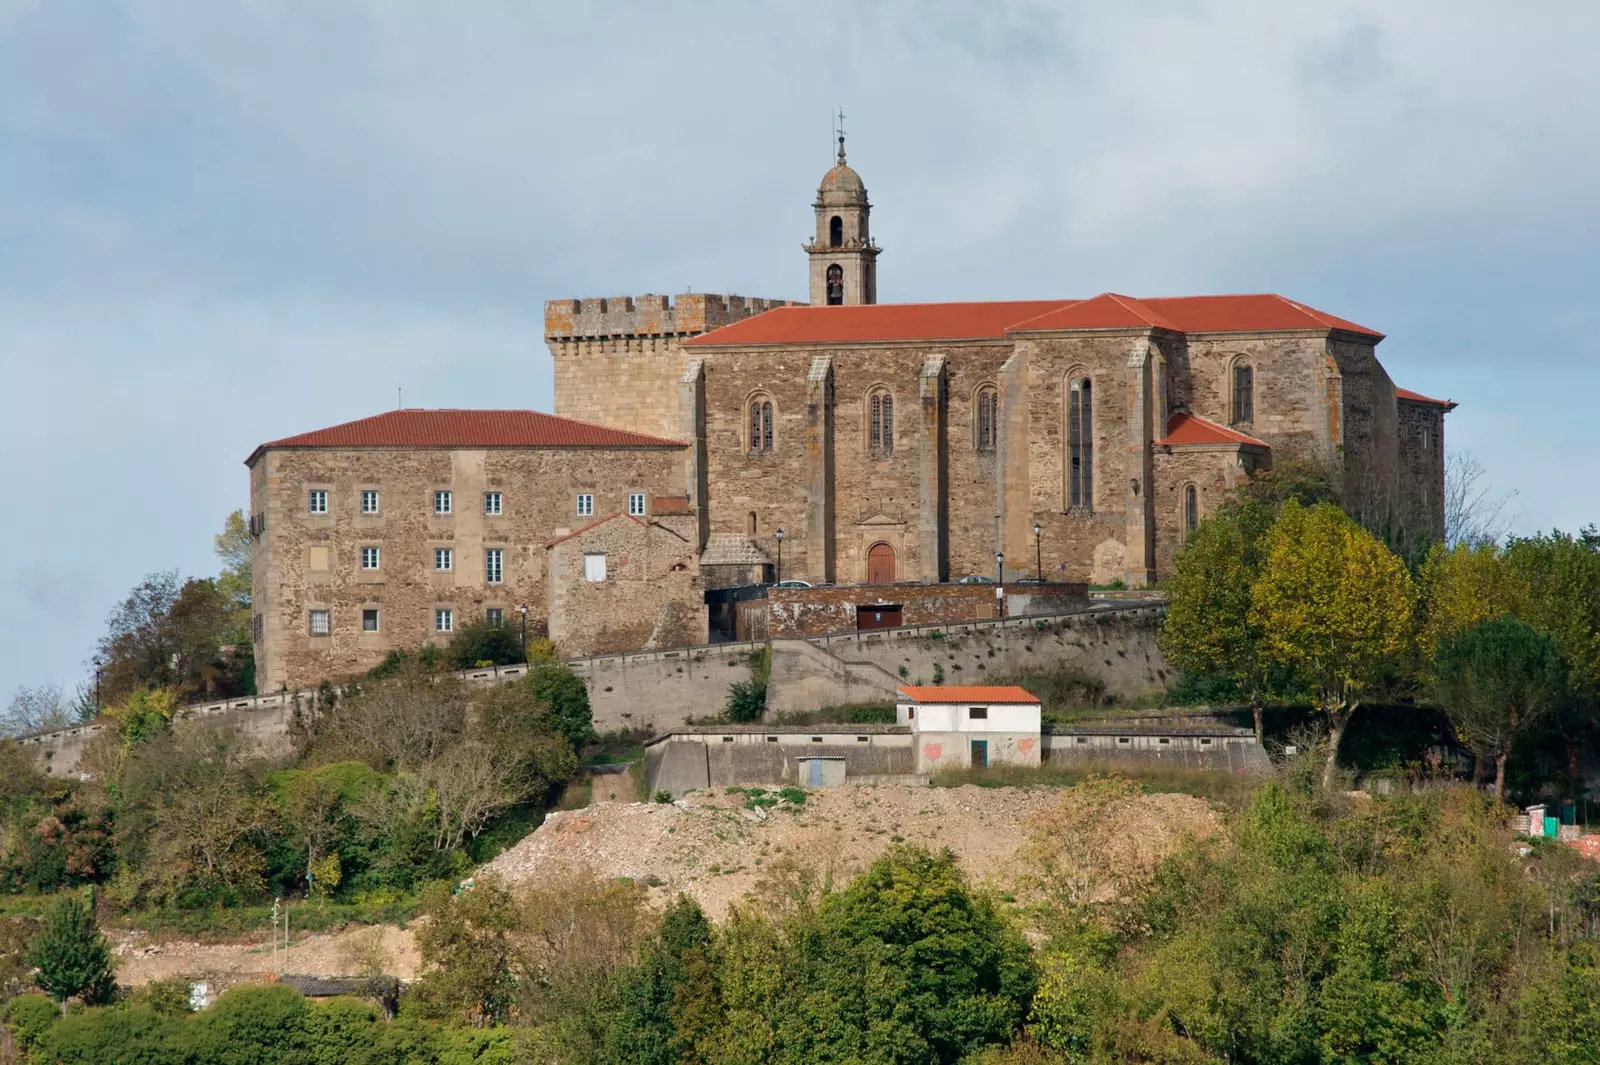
[805, 109, 880, 306]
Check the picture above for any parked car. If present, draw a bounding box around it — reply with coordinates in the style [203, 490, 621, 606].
[955, 575, 993, 584]
[773, 579, 813, 589]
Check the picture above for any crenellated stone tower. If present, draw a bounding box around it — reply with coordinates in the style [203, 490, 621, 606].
[543, 293, 794, 440]
[803, 130, 880, 306]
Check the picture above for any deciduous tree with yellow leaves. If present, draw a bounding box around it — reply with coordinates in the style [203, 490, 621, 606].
[1249, 502, 1415, 788]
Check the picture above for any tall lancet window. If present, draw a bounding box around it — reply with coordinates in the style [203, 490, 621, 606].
[1185, 485, 1199, 535]
[1232, 363, 1254, 424]
[975, 386, 998, 453]
[868, 388, 894, 456]
[1068, 377, 1093, 510]
[748, 395, 774, 454]
[829, 215, 843, 247]
[826, 264, 844, 305]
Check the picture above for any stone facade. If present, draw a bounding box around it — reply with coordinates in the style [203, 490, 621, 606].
[763, 582, 1089, 638]
[546, 510, 707, 657]
[248, 428, 685, 691]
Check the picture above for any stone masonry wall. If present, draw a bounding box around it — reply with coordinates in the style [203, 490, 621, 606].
[251, 444, 686, 690]
[546, 513, 706, 657]
[544, 294, 796, 440]
[765, 582, 1089, 638]
[1396, 399, 1447, 543]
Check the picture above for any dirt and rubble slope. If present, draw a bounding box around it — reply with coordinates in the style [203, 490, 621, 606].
[484, 782, 1222, 919]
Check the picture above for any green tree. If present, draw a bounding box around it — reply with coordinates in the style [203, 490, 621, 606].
[447, 618, 525, 669]
[305, 996, 383, 1065]
[25, 891, 116, 1008]
[1250, 502, 1416, 788]
[412, 875, 528, 1028]
[1158, 500, 1280, 741]
[215, 508, 253, 615]
[602, 896, 716, 1065]
[180, 984, 312, 1065]
[525, 661, 595, 751]
[32, 1005, 183, 1065]
[1434, 617, 1567, 800]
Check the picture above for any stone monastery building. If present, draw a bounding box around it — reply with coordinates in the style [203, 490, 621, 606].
[247, 136, 1454, 691]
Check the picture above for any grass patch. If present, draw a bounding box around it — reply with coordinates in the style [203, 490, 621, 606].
[109, 896, 423, 942]
[768, 703, 896, 726]
[928, 760, 1262, 806]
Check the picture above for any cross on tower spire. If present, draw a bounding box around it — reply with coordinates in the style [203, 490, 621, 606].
[835, 107, 846, 164]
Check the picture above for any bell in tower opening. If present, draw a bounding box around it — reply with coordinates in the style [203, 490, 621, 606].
[805, 111, 881, 306]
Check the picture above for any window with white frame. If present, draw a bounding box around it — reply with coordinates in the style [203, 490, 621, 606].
[484, 491, 502, 516]
[435, 608, 454, 633]
[628, 492, 646, 517]
[485, 548, 503, 584]
[361, 608, 379, 632]
[576, 493, 594, 517]
[308, 489, 328, 514]
[361, 546, 380, 570]
[485, 607, 503, 627]
[583, 553, 607, 582]
[435, 547, 453, 571]
[434, 490, 452, 515]
[361, 490, 379, 514]
[309, 609, 331, 635]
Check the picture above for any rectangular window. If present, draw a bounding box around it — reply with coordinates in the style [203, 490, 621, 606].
[309, 609, 331, 635]
[252, 613, 263, 642]
[361, 608, 379, 632]
[435, 547, 453, 571]
[485, 548, 503, 585]
[361, 490, 379, 514]
[434, 490, 452, 515]
[361, 546, 380, 570]
[484, 491, 502, 516]
[583, 553, 607, 582]
[435, 608, 453, 633]
[308, 489, 328, 514]
[969, 707, 988, 720]
[576, 493, 594, 517]
[486, 607, 503, 627]
[628, 492, 646, 517]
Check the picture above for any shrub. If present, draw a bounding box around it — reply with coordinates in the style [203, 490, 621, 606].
[180, 984, 311, 1065]
[525, 661, 595, 750]
[33, 1005, 183, 1065]
[447, 619, 524, 670]
[6, 992, 61, 1051]
[725, 680, 766, 723]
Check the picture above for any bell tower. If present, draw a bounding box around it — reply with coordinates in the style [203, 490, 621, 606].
[805, 112, 880, 306]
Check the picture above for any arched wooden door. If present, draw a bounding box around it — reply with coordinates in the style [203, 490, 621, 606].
[867, 543, 896, 585]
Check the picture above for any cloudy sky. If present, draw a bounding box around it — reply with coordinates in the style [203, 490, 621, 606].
[3, 1, 1597, 699]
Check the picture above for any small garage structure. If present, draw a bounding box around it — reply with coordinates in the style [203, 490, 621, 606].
[896, 685, 1043, 773]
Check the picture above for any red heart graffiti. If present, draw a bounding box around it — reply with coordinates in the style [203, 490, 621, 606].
[1018, 738, 1035, 755]
[922, 743, 942, 762]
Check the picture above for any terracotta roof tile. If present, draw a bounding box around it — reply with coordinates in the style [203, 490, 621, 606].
[897, 685, 1041, 704]
[544, 511, 645, 549]
[1395, 387, 1456, 408]
[251, 409, 685, 464]
[1159, 412, 1270, 449]
[685, 300, 1077, 346]
[687, 293, 1381, 347]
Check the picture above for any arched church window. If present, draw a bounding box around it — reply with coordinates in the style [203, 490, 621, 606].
[1068, 377, 1093, 510]
[748, 396, 774, 454]
[826, 264, 844, 306]
[975, 386, 998, 453]
[829, 215, 843, 248]
[868, 388, 894, 456]
[1184, 485, 1199, 535]
[1232, 363, 1254, 425]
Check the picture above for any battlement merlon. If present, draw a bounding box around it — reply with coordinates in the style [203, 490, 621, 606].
[544, 293, 803, 341]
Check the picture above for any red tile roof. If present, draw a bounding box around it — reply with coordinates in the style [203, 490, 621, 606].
[684, 300, 1077, 346]
[250, 409, 685, 464]
[897, 685, 1041, 704]
[1395, 387, 1456, 409]
[1159, 412, 1270, 449]
[687, 293, 1381, 347]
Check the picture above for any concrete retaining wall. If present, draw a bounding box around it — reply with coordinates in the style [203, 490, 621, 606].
[569, 641, 764, 735]
[644, 727, 916, 797]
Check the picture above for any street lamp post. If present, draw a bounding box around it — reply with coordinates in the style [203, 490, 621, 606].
[518, 604, 528, 659]
[996, 551, 1004, 586]
[775, 528, 784, 585]
[91, 656, 102, 713]
[1034, 523, 1043, 581]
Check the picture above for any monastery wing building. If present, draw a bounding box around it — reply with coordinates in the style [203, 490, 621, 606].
[248, 140, 1454, 690]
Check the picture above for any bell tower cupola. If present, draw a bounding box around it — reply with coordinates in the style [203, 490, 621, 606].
[805, 112, 880, 306]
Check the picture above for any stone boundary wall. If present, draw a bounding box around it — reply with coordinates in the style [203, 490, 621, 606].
[22, 605, 1166, 776]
